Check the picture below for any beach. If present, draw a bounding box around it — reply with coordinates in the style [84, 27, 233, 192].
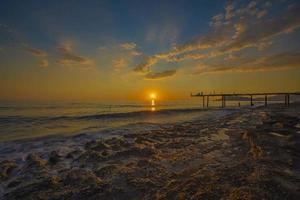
[1, 104, 300, 199]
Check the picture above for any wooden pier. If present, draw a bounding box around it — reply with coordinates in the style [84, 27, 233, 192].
[190, 92, 300, 108]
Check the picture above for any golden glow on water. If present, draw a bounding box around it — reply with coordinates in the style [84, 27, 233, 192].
[151, 99, 155, 106]
[149, 93, 157, 111]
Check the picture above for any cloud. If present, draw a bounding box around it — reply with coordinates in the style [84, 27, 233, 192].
[1, 24, 52, 70]
[194, 50, 300, 74]
[119, 42, 142, 57]
[165, 52, 210, 62]
[256, 10, 267, 19]
[57, 40, 73, 53]
[224, 2, 235, 20]
[57, 53, 92, 66]
[210, 14, 224, 26]
[129, 50, 142, 56]
[112, 58, 126, 71]
[220, 4, 300, 53]
[0, 24, 48, 57]
[120, 42, 137, 50]
[98, 42, 142, 72]
[39, 59, 49, 68]
[24, 46, 47, 57]
[133, 24, 232, 72]
[134, 56, 160, 72]
[1, 24, 50, 68]
[134, 1, 300, 75]
[145, 70, 176, 79]
[57, 41, 93, 67]
[23, 45, 49, 68]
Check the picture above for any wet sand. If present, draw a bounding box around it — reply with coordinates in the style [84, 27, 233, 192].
[1, 104, 300, 199]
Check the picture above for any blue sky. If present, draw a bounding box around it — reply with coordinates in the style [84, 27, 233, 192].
[0, 0, 300, 101]
[0, 0, 224, 53]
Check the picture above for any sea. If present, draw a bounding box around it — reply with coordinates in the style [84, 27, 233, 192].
[0, 99, 266, 142]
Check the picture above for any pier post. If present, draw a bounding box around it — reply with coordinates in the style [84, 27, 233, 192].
[287, 94, 290, 106]
[207, 96, 209, 107]
[221, 96, 223, 108]
[265, 95, 268, 107]
[202, 96, 205, 108]
[285, 95, 288, 106]
[224, 96, 226, 107]
[250, 95, 253, 106]
[221, 96, 224, 108]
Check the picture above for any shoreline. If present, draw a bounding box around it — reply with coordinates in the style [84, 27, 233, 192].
[1, 104, 300, 199]
[0, 106, 237, 142]
[0, 108, 236, 160]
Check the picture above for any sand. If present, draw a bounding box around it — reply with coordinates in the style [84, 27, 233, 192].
[0, 104, 300, 199]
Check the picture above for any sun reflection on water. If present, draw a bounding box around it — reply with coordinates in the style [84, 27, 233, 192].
[151, 99, 155, 106]
[150, 93, 157, 111]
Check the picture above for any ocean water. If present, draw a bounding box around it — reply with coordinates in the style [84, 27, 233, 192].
[0, 99, 257, 142]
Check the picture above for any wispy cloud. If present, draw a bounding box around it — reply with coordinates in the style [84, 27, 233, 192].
[23, 45, 49, 68]
[194, 50, 300, 74]
[134, 1, 300, 75]
[120, 42, 142, 57]
[1, 24, 50, 68]
[112, 58, 126, 71]
[57, 53, 93, 67]
[99, 41, 142, 72]
[220, 4, 300, 53]
[134, 23, 233, 72]
[57, 40, 73, 53]
[24, 46, 47, 57]
[39, 59, 49, 68]
[120, 42, 137, 50]
[57, 41, 93, 68]
[145, 69, 176, 79]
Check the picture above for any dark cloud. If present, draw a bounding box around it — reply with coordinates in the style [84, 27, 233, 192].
[145, 70, 176, 79]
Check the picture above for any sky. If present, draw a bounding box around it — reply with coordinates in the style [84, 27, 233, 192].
[0, 0, 300, 102]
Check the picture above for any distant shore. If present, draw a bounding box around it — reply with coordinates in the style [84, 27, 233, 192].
[1, 103, 300, 199]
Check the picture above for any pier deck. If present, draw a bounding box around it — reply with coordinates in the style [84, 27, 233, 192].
[190, 92, 300, 107]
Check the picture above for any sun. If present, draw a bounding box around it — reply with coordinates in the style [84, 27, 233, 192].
[150, 93, 157, 99]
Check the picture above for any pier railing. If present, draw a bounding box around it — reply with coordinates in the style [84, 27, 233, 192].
[190, 92, 300, 108]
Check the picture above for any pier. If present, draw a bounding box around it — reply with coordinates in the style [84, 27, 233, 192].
[190, 92, 300, 108]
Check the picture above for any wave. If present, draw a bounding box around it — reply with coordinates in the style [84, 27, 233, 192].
[0, 107, 209, 124]
[74, 108, 206, 120]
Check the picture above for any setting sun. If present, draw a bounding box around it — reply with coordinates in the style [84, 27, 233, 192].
[150, 93, 157, 99]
